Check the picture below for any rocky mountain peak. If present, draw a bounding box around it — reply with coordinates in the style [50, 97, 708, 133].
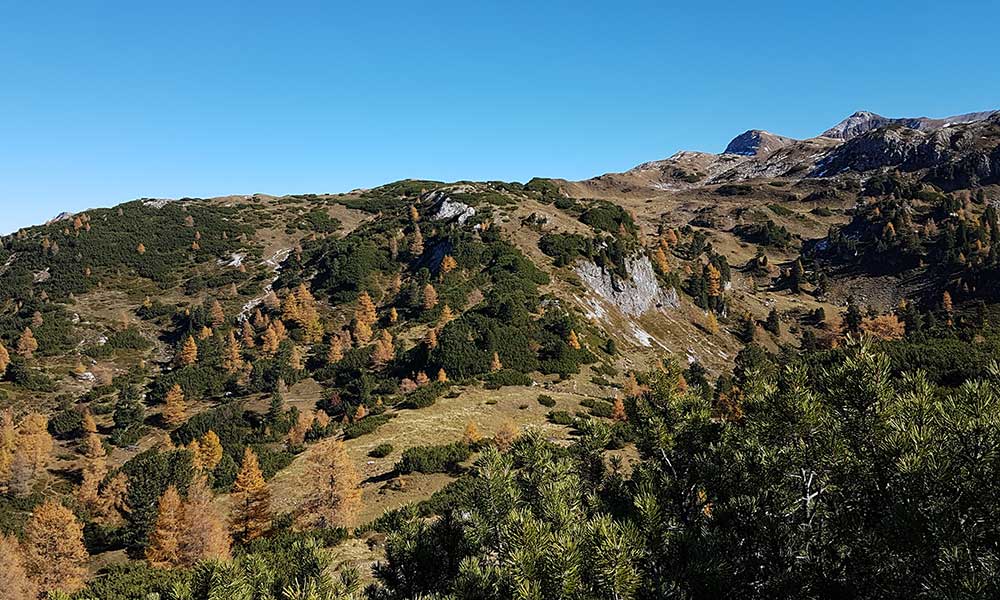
[723, 130, 796, 156]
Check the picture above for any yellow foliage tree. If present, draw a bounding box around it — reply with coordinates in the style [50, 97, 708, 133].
[355, 292, 377, 327]
[180, 475, 231, 565]
[462, 421, 482, 446]
[568, 330, 581, 350]
[493, 421, 519, 452]
[611, 397, 627, 422]
[261, 324, 281, 356]
[230, 448, 272, 543]
[301, 439, 362, 528]
[16, 327, 38, 358]
[327, 336, 344, 364]
[24, 500, 88, 594]
[423, 283, 439, 310]
[0, 341, 10, 376]
[222, 331, 244, 374]
[0, 533, 38, 600]
[145, 485, 184, 567]
[437, 368, 448, 382]
[410, 224, 424, 256]
[162, 384, 186, 427]
[209, 299, 226, 328]
[178, 335, 198, 366]
[441, 254, 458, 275]
[706, 311, 720, 335]
[490, 351, 503, 372]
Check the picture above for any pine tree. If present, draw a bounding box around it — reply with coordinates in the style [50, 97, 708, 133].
[302, 439, 362, 528]
[209, 299, 226, 328]
[162, 384, 186, 427]
[230, 447, 272, 543]
[146, 485, 184, 567]
[0, 533, 38, 600]
[178, 335, 198, 366]
[180, 475, 231, 565]
[16, 327, 37, 358]
[24, 500, 88, 593]
[422, 283, 439, 310]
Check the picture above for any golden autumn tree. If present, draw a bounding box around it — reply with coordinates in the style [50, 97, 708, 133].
[440, 254, 458, 276]
[462, 421, 482, 446]
[706, 311, 720, 335]
[942, 290, 953, 313]
[178, 335, 198, 366]
[0, 533, 38, 600]
[611, 397, 628, 422]
[371, 330, 395, 368]
[0, 341, 10, 376]
[490, 351, 503, 372]
[162, 384, 187, 427]
[493, 421, 519, 452]
[193, 430, 223, 471]
[180, 475, 231, 565]
[425, 327, 439, 350]
[415, 371, 430, 386]
[209, 299, 226, 328]
[706, 264, 722, 298]
[261, 324, 281, 356]
[24, 500, 88, 594]
[439, 304, 454, 326]
[146, 485, 184, 567]
[222, 331, 245, 374]
[422, 283, 439, 310]
[410, 224, 424, 256]
[437, 368, 448, 382]
[653, 246, 670, 274]
[327, 336, 344, 364]
[301, 439, 362, 528]
[241, 320, 256, 348]
[355, 291, 377, 327]
[861, 314, 906, 341]
[409, 204, 420, 223]
[230, 447, 272, 543]
[10, 413, 53, 496]
[353, 319, 373, 345]
[0, 409, 15, 491]
[567, 330, 582, 350]
[137, 242, 146, 254]
[16, 327, 38, 358]
[288, 410, 314, 447]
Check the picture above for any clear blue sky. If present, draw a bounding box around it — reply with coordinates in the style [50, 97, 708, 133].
[2, 0, 998, 233]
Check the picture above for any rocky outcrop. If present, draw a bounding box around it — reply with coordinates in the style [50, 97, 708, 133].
[822, 109, 1000, 141]
[724, 130, 796, 156]
[425, 190, 476, 224]
[575, 256, 678, 317]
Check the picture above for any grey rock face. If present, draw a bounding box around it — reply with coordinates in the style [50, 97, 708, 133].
[822, 110, 1000, 141]
[724, 130, 796, 156]
[575, 255, 678, 316]
[427, 191, 476, 224]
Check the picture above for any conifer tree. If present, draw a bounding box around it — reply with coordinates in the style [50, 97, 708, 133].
[415, 371, 430, 386]
[493, 421, 518, 452]
[0, 409, 15, 491]
[301, 439, 362, 528]
[137, 242, 146, 254]
[16, 327, 38, 358]
[706, 264, 722, 298]
[146, 485, 183, 567]
[437, 368, 448, 382]
[653, 246, 670, 274]
[24, 500, 88, 593]
[426, 327, 439, 350]
[462, 421, 482, 446]
[222, 331, 244, 374]
[0, 533, 38, 600]
[0, 341, 10, 376]
[439, 304, 454, 325]
[162, 384, 186, 427]
[327, 336, 344, 364]
[942, 290, 954, 313]
[372, 330, 395, 367]
[706, 311, 720, 335]
[422, 283, 439, 310]
[196, 430, 223, 471]
[490, 351, 503, 372]
[178, 335, 198, 366]
[355, 291, 377, 327]
[230, 448, 272, 543]
[180, 475, 230, 565]
[209, 299, 226, 328]
[241, 320, 256, 348]
[568, 329, 582, 350]
[441, 254, 458, 275]
[409, 204, 420, 223]
[261, 324, 281, 356]
[389, 306, 399, 324]
[611, 397, 627, 422]
[410, 224, 424, 256]
[10, 413, 53, 496]
[353, 319, 373, 345]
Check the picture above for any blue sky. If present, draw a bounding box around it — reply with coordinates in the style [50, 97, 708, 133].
[2, 0, 998, 233]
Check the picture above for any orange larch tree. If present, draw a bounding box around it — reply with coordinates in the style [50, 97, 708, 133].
[229, 447, 272, 543]
[24, 500, 88, 594]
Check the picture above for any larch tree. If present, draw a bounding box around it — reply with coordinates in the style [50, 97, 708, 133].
[422, 283, 439, 310]
[146, 485, 184, 567]
[209, 299, 226, 328]
[0, 340, 10, 376]
[409, 204, 420, 223]
[222, 331, 245, 374]
[440, 254, 458, 275]
[16, 327, 38, 358]
[425, 328, 439, 350]
[493, 421, 519, 452]
[327, 336, 344, 364]
[706, 311, 720, 335]
[0, 409, 16, 491]
[439, 304, 454, 325]
[353, 319, 373, 345]
[195, 430, 223, 471]
[180, 475, 231, 565]
[136, 242, 146, 254]
[410, 224, 424, 256]
[942, 291, 954, 313]
[241, 320, 256, 348]
[462, 421, 482, 446]
[389, 307, 399, 324]
[261, 324, 281, 356]
[10, 413, 53, 497]
[162, 384, 187, 427]
[706, 264, 722, 298]
[490, 351, 503, 372]
[230, 447, 272, 543]
[437, 368, 448, 383]
[0, 533, 38, 600]
[355, 292, 377, 327]
[568, 330, 582, 350]
[415, 371, 430, 386]
[178, 335, 199, 366]
[611, 397, 628, 422]
[302, 439, 362, 529]
[24, 500, 88, 594]
[653, 246, 670, 274]
[371, 330, 395, 368]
